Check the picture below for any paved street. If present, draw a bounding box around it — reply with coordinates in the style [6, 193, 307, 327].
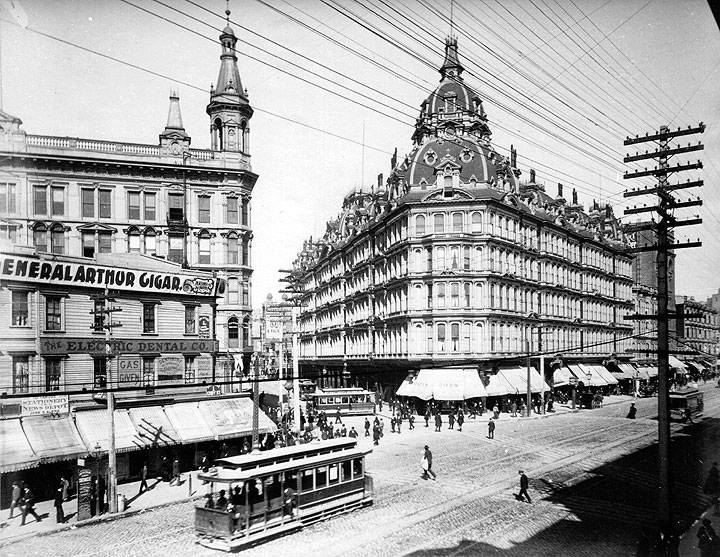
[3, 385, 720, 556]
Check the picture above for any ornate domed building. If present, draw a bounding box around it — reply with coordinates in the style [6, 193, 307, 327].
[286, 38, 634, 399]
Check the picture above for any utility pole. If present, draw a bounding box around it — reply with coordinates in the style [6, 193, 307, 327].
[91, 288, 122, 514]
[622, 122, 704, 541]
[292, 305, 301, 434]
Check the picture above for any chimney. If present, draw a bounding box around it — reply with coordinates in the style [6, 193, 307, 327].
[572, 188, 578, 205]
[377, 173, 384, 190]
[557, 183, 563, 198]
[510, 145, 517, 168]
[529, 168, 536, 183]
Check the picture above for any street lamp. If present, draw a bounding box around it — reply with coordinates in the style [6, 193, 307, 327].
[526, 312, 540, 418]
[91, 442, 103, 517]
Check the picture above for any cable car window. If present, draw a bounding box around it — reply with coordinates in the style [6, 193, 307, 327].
[301, 469, 314, 491]
[316, 466, 328, 489]
[341, 460, 352, 482]
[328, 464, 339, 485]
[342, 397, 349, 404]
[352, 458, 363, 479]
[335, 397, 342, 404]
[265, 475, 281, 500]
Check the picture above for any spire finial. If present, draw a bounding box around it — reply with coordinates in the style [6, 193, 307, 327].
[225, 0, 230, 24]
[450, 0, 454, 38]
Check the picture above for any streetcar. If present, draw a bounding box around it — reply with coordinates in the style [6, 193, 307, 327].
[669, 387, 704, 422]
[309, 387, 375, 415]
[194, 438, 373, 551]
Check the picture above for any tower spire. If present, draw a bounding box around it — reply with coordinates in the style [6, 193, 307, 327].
[439, 35, 463, 81]
[159, 90, 190, 154]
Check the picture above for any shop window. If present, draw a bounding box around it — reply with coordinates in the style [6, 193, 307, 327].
[45, 358, 62, 391]
[45, 296, 62, 331]
[13, 356, 29, 394]
[11, 290, 29, 326]
[185, 305, 196, 334]
[142, 303, 156, 333]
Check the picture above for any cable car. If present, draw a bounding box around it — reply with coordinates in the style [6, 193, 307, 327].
[194, 438, 373, 551]
[309, 387, 375, 415]
[669, 387, 704, 422]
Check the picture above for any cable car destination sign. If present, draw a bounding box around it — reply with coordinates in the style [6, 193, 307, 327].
[0, 253, 216, 296]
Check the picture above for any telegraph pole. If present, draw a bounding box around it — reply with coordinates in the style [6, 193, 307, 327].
[622, 122, 704, 540]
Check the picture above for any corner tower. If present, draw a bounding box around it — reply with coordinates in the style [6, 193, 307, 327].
[206, 8, 253, 155]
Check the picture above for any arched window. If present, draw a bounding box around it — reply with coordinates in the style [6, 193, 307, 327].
[50, 224, 65, 254]
[226, 233, 239, 264]
[463, 246, 470, 270]
[143, 228, 156, 254]
[433, 213, 445, 234]
[33, 223, 48, 252]
[214, 118, 224, 151]
[127, 227, 141, 253]
[198, 231, 211, 264]
[450, 282, 460, 307]
[228, 316, 239, 348]
[415, 214, 426, 235]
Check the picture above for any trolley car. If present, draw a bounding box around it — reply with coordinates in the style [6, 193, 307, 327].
[669, 387, 704, 422]
[310, 387, 375, 415]
[194, 438, 373, 551]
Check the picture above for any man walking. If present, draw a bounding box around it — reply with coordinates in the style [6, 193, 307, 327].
[408, 414, 415, 430]
[626, 402, 637, 419]
[54, 485, 65, 524]
[434, 412, 442, 432]
[422, 445, 437, 480]
[487, 417, 495, 439]
[424, 409, 431, 428]
[448, 412, 455, 430]
[20, 484, 41, 525]
[364, 417, 371, 437]
[518, 470, 531, 503]
[457, 411, 464, 432]
[8, 482, 22, 519]
[139, 462, 149, 493]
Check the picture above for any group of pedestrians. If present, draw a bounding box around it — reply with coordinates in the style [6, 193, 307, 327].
[8, 481, 43, 525]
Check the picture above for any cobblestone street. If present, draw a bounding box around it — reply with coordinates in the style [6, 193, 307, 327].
[3, 385, 720, 556]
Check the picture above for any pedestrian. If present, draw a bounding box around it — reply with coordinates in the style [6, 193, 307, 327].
[200, 455, 210, 473]
[172, 457, 180, 485]
[685, 407, 695, 424]
[373, 424, 380, 446]
[697, 518, 718, 557]
[517, 470, 531, 503]
[434, 413, 442, 432]
[396, 414, 402, 434]
[341, 424, 347, 437]
[139, 462, 149, 493]
[511, 400, 517, 418]
[408, 414, 415, 430]
[422, 445, 437, 480]
[457, 411, 464, 432]
[487, 417, 495, 439]
[379, 418, 385, 437]
[335, 407, 342, 424]
[20, 484, 41, 525]
[54, 485, 65, 524]
[448, 412, 455, 430]
[493, 404, 500, 419]
[282, 485, 297, 519]
[469, 402, 477, 419]
[216, 489, 228, 509]
[626, 402, 637, 419]
[424, 409, 431, 428]
[364, 417, 371, 437]
[349, 426, 358, 438]
[8, 482, 22, 519]
[60, 476, 70, 501]
[390, 415, 396, 433]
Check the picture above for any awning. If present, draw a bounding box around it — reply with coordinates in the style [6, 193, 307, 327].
[129, 406, 180, 447]
[576, 364, 609, 387]
[590, 365, 619, 386]
[396, 368, 488, 401]
[669, 356, 687, 370]
[552, 366, 578, 387]
[498, 366, 550, 394]
[567, 364, 590, 386]
[200, 398, 277, 441]
[484, 371, 516, 397]
[612, 363, 638, 380]
[635, 368, 651, 381]
[22, 415, 87, 462]
[74, 409, 143, 453]
[0, 419, 38, 473]
[637, 366, 658, 378]
[164, 402, 216, 443]
[686, 360, 707, 373]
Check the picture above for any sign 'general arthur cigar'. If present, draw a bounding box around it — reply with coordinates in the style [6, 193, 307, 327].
[0, 254, 217, 296]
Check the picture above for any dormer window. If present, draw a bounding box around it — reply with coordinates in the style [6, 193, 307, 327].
[444, 96, 457, 113]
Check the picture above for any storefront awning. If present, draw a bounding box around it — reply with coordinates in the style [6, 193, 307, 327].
[164, 402, 216, 443]
[22, 415, 87, 463]
[484, 371, 516, 397]
[0, 419, 38, 473]
[74, 409, 143, 453]
[129, 406, 180, 447]
[612, 363, 637, 380]
[589, 364, 619, 386]
[669, 356, 687, 370]
[498, 366, 550, 394]
[636, 366, 657, 378]
[552, 366, 578, 387]
[396, 368, 488, 401]
[686, 360, 707, 373]
[199, 398, 277, 441]
[576, 364, 609, 387]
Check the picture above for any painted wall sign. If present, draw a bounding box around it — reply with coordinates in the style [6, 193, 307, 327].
[39, 337, 219, 355]
[157, 355, 184, 382]
[265, 319, 284, 341]
[198, 315, 211, 339]
[20, 395, 69, 416]
[117, 356, 142, 388]
[0, 253, 217, 296]
[196, 356, 213, 382]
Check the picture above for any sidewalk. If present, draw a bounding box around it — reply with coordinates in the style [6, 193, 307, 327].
[0, 470, 206, 547]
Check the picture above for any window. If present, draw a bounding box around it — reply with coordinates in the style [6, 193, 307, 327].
[143, 229, 156, 254]
[0, 224, 17, 242]
[341, 460, 352, 482]
[142, 303, 156, 333]
[168, 234, 184, 263]
[227, 277, 239, 305]
[228, 316, 239, 348]
[128, 229, 141, 253]
[11, 290, 29, 326]
[226, 234, 239, 264]
[82, 232, 95, 258]
[242, 239, 249, 266]
[352, 458, 363, 478]
[94, 358, 107, 389]
[226, 197, 238, 224]
[34, 185, 47, 215]
[464, 283, 471, 307]
[51, 187, 64, 216]
[168, 193, 184, 221]
[451, 283, 459, 307]
[45, 296, 62, 331]
[45, 358, 61, 391]
[185, 305, 196, 334]
[328, 463, 339, 485]
[198, 195, 210, 223]
[464, 246, 470, 270]
[184, 356, 196, 384]
[0, 182, 16, 213]
[242, 282, 250, 306]
[99, 232, 111, 254]
[434, 214, 445, 234]
[452, 213, 463, 233]
[198, 232, 211, 264]
[128, 192, 141, 220]
[142, 357, 155, 394]
[315, 466, 328, 489]
[241, 198, 249, 225]
[437, 323, 446, 351]
[82, 188, 95, 218]
[427, 284, 433, 309]
[415, 214, 425, 235]
[51, 225, 65, 254]
[99, 189, 112, 218]
[144, 192, 156, 220]
[437, 283, 445, 308]
[13, 356, 29, 394]
[451, 323, 460, 351]
[301, 469, 314, 491]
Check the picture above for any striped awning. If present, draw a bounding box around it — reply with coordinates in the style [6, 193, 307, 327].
[483, 371, 516, 397]
[396, 368, 489, 401]
[74, 409, 143, 453]
[0, 419, 38, 473]
[498, 366, 550, 394]
[22, 414, 87, 463]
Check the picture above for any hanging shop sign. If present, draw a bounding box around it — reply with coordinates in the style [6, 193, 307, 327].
[20, 394, 69, 416]
[39, 337, 219, 355]
[0, 253, 217, 296]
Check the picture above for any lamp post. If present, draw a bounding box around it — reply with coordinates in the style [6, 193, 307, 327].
[91, 442, 103, 517]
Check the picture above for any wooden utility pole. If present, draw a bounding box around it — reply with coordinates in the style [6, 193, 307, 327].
[622, 123, 704, 539]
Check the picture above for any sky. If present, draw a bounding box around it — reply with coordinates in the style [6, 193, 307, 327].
[1, 0, 719, 309]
